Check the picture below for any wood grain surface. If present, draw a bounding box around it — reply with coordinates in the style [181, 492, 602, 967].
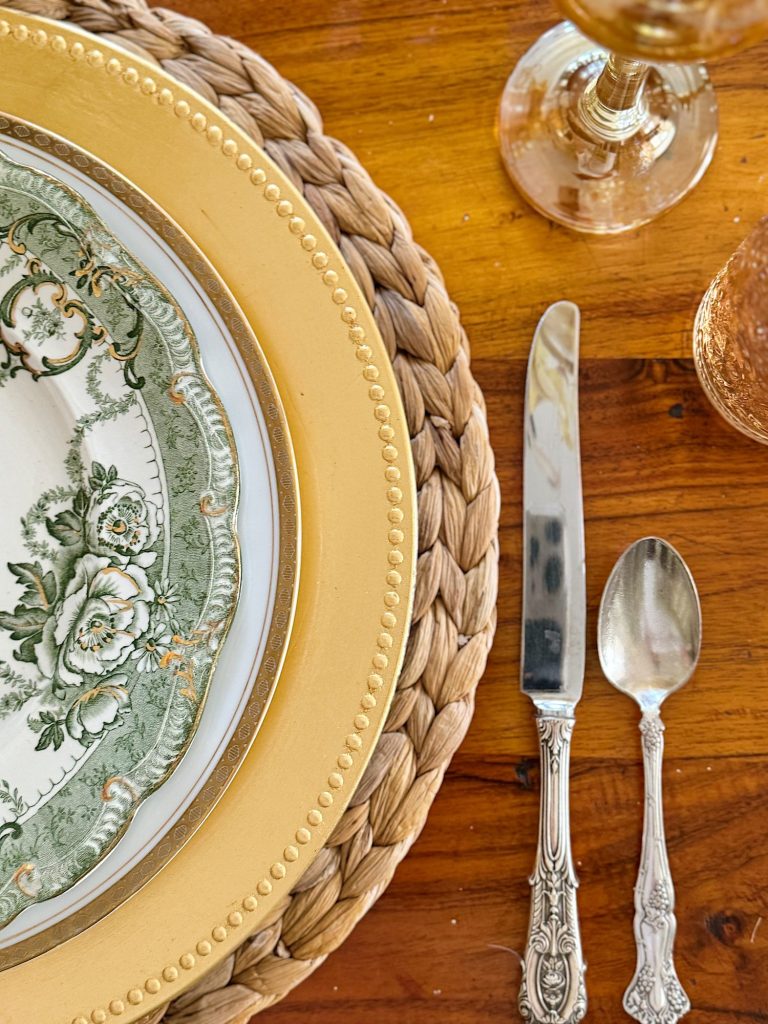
[158, 1, 768, 1020]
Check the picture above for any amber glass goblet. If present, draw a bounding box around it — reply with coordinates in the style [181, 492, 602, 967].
[499, 1, 768, 233]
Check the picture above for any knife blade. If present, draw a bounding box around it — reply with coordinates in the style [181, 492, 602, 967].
[518, 300, 587, 1024]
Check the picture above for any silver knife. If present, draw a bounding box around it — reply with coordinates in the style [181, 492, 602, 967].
[519, 301, 587, 1024]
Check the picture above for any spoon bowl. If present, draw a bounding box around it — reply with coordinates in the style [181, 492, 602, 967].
[598, 536, 702, 711]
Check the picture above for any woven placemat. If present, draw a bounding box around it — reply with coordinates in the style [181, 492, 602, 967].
[5, 1, 501, 1019]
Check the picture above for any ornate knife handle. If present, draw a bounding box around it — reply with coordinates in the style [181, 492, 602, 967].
[519, 711, 586, 1024]
[624, 710, 690, 1024]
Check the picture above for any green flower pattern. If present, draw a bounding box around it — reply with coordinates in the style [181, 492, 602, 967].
[21, 296, 66, 345]
[0, 153, 240, 927]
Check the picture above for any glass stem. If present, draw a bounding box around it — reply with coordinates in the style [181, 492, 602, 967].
[578, 54, 651, 143]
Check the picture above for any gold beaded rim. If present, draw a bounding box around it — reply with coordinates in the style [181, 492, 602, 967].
[0, 16, 412, 1024]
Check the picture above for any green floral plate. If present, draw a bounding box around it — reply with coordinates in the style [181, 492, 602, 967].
[0, 151, 240, 927]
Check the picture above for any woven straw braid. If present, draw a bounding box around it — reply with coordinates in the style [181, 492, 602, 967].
[4, 0, 501, 1018]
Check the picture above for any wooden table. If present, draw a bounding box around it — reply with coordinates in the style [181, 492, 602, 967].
[163, 1, 768, 1019]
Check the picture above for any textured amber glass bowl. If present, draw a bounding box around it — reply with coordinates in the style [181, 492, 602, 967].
[694, 216, 768, 445]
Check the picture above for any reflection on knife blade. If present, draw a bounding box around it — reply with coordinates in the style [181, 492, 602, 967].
[526, 312, 578, 454]
[522, 300, 585, 705]
[522, 513, 566, 694]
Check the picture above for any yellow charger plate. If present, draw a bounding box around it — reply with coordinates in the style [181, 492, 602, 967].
[0, 9, 416, 1024]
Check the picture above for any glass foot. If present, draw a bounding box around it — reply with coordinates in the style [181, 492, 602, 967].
[498, 22, 719, 234]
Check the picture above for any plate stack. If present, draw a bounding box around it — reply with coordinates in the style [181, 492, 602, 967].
[0, 10, 422, 1021]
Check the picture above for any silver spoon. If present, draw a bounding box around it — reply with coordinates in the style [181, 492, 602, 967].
[598, 537, 701, 1024]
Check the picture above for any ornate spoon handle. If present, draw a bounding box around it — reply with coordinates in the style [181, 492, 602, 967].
[519, 711, 586, 1024]
[624, 710, 690, 1024]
